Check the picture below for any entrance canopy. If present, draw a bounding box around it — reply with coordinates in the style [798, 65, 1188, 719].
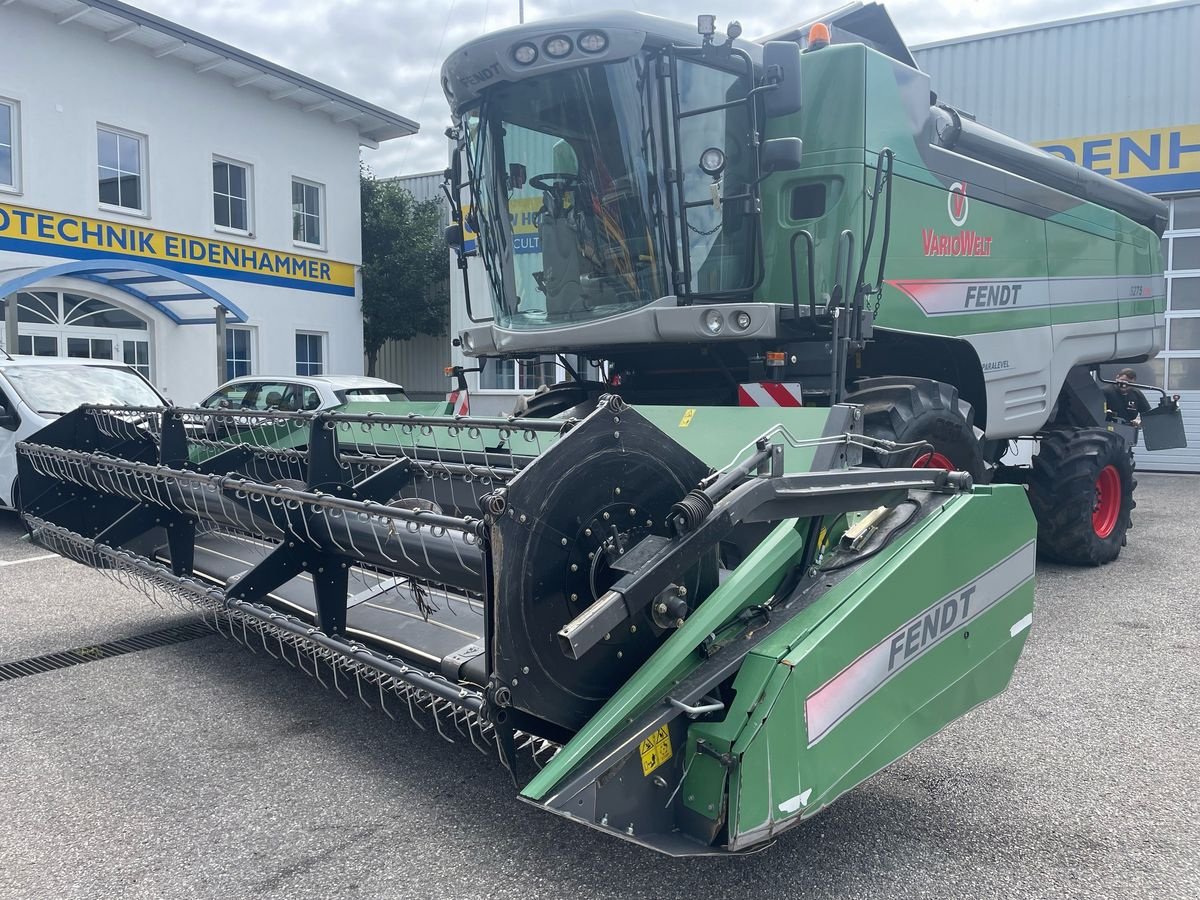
[0, 260, 248, 324]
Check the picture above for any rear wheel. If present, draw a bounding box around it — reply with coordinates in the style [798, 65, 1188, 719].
[1028, 428, 1135, 566]
[846, 377, 984, 480]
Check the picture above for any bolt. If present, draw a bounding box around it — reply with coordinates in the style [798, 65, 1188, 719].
[588, 552, 594, 560]
[521, 666, 530, 674]
[570, 564, 578, 572]
[604, 633, 611, 641]
[570, 593, 578, 601]
[629, 508, 637, 516]
[646, 519, 653, 527]
[707, 803, 714, 812]
[561, 538, 568, 546]
[519, 513, 527, 523]
[614, 487, 621, 495]
[629, 625, 637, 634]
[603, 512, 610, 520]
[585, 528, 592, 537]
[678, 586, 687, 597]
[676, 618, 686, 627]
[656, 603, 668, 614]
[626, 823, 634, 835]
[511, 678, 519, 686]
[613, 431, 620, 439]
[616, 651, 623, 659]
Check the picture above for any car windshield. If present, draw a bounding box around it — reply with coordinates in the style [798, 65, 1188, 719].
[343, 388, 409, 402]
[4, 365, 162, 414]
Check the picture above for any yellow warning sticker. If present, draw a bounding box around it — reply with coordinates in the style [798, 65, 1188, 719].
[679, 408, 696, 428]
[639, 724, 674, 776]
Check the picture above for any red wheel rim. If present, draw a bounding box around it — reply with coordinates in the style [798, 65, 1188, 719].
[913, 451, 955, 471]
[1092, 464, 1121, 539]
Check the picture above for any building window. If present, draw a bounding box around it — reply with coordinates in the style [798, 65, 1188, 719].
[225, 326, 253, 380]
[295, 331, 324, 376]
[0, 98, 18, 192]
[213, 158, 252, 234]
[480, 357, 559, 391]
[291, 178, 323, 246]
[123, 339, 150, 379]
[98, 126, 146, 212]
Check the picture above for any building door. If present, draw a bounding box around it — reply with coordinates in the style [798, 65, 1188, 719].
[1, 290, 152, 380]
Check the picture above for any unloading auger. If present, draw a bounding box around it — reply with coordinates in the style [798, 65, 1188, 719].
[17, 396, 1036, 854]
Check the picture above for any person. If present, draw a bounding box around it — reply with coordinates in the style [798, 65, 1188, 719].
[1103, 368, 1152, 426]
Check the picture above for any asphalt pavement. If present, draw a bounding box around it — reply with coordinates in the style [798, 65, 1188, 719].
[0, 475, 1197, 900]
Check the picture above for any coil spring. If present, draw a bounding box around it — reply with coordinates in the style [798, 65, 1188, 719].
[669, 489, 714, 534]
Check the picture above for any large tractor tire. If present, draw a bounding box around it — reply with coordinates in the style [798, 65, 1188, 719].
[846, 377, 984, 481]
[1028, 428, 1135, 566]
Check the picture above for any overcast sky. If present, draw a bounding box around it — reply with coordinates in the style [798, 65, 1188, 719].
[131, 0, 1136, 176]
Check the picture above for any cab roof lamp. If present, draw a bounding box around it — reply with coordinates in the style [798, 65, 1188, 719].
[697, 14, 716, 37]
[806, 22, 831, 51]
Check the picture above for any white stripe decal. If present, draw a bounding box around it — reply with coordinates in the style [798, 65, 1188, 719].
[1010, 612, 1033, 637]
[889, 275, 1163, 317]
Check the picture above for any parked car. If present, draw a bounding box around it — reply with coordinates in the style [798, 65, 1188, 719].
[0, 355, 167, 510]
[200, 375, 410, 412]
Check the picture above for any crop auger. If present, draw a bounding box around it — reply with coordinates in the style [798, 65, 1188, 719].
[17, 396, 1036, 854]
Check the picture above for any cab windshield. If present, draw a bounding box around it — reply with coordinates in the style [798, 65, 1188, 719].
[466, 52, 754, 330]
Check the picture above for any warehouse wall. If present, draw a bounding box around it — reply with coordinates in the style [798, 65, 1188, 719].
[913, 2, 1200, 143]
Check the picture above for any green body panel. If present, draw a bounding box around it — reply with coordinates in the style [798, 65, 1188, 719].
[687, 485, 1034, 847]
[636, 406, 847, 473]
[756, 42, 1163, 362]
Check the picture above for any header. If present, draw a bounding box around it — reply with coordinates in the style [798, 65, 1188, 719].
[0, 202, 356, 296]
[1036, 124, 1200, 195]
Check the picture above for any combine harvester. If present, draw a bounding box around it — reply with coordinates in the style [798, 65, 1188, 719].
[17, 3, 1182, 855]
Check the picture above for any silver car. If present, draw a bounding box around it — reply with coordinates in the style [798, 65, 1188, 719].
[200, 375, 409, 413]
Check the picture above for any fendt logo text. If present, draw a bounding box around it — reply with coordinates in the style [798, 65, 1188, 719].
[948, 181, 969, 226]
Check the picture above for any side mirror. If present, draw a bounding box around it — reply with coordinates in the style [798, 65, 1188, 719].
[445, 223, 464, 251]
[762, 137, 804, 174]
[763, 41, 803, 118]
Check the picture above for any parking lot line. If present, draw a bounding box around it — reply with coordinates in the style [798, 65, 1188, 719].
[0, 554, 59, 567]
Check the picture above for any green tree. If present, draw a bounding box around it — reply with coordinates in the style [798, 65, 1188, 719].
[360, 166, 449, 376]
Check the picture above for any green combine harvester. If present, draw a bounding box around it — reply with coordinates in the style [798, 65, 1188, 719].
[17, 2, 1183, 855]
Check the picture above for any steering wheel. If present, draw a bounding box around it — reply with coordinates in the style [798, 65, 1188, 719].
[529, 172, 581, 192]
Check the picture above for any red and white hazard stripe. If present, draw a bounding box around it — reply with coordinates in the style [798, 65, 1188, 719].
[737, 382, 804, 407]
[446, 390, 470, 416]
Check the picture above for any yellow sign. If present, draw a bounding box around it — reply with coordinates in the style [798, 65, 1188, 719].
[1035, 124, 1200, 194]
[0, 201, 356, 295]
[639, 724, 674, 776]
[462, 196, 544, 255]
[679, 408, 696, 428]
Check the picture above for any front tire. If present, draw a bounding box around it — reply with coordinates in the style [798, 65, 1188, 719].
[846, 377, 984, 480]
[1028, 428, 1135, 566]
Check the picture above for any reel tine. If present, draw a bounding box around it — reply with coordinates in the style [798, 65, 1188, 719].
[379, 680, 398, 721]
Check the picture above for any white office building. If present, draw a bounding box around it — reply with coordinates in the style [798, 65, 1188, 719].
[0, 0, 416, 403]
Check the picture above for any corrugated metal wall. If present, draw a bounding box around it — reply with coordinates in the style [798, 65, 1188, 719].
[912, 2, 1200, 143]
[369, 170, 452, 398]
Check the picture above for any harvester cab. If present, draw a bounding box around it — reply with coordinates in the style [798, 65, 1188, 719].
[15, 1, 1164, 857]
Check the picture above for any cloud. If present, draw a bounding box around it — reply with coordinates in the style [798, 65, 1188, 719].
[129, 0, 1138, 175]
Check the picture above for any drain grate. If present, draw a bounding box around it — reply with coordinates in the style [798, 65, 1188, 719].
[0, 619, 214, 681]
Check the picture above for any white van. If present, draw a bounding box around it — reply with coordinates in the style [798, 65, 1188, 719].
[0, 355, 167, 510]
